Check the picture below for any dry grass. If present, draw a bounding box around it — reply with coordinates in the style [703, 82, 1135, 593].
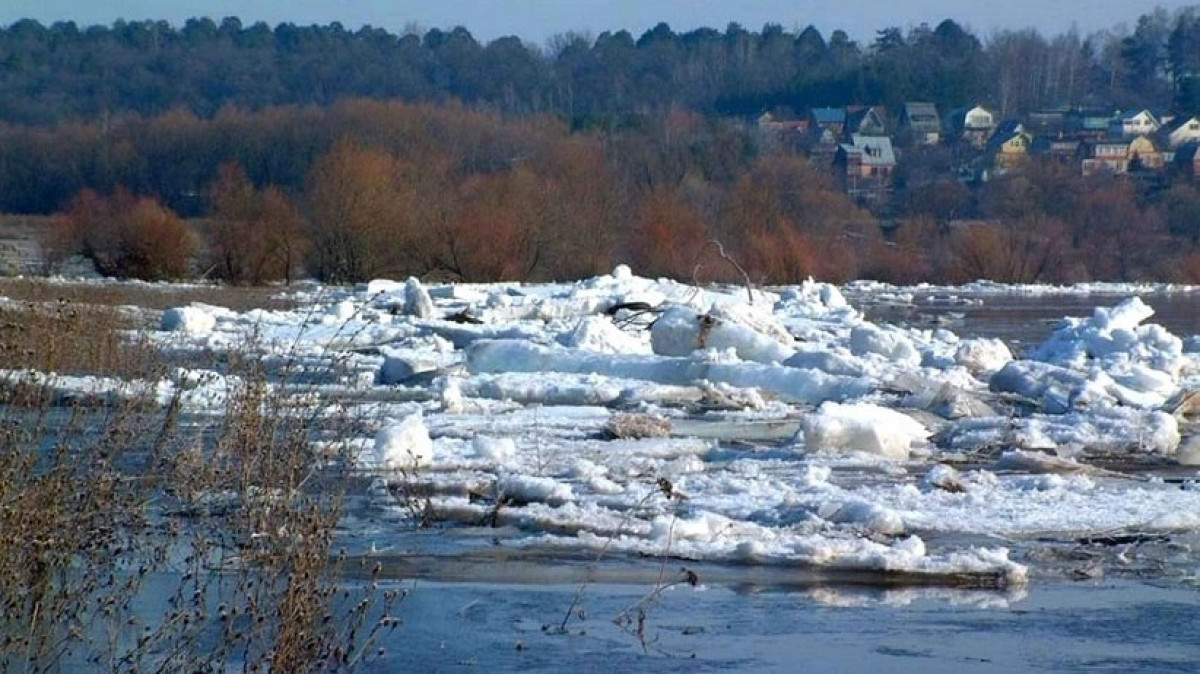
[0, 277, 299, 314]
[0, 282, 394, 672]
[0, 277, 301, 396]
[0, 298, 152, 379]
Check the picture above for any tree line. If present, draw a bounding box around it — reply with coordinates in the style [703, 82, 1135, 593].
[23, 99, 1200, 286]
[1, 7, 1199, 126]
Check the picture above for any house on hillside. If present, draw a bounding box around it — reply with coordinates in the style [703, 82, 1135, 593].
[1065, 108, 1115, 140]
[807, 107, 847, 156]
[1162, 115, 1200, 149]
[1079, 135, 1163, 176]
[1031, 135, 1081, 164]
[988, 121, 1036, 172]
[947, 105, 996, 149]
[1110, 109, 1161, 139]
[1082, 139, 1132, 175]
[899, 102, 942, 145]
[834, 134, 896, 202]
[809, 107, 847, 136]
[986, 121, 1032, 173]
[757, 110, 810, 134]
[756, 110, 810, 151]
[843, 105, 888, 139]
[1127, 135, 1165, 171]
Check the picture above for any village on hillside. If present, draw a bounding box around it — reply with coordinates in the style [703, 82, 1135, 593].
[757, 104, 1200, 205]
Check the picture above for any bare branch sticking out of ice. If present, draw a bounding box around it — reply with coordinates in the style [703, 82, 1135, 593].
[560, 315, 649, 354]
[800, 402, 930, 460]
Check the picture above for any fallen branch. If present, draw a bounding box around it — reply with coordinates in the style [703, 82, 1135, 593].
[707, 239, 755, 305]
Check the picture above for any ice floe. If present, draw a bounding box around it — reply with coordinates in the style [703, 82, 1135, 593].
[12, 266, 1200, 587]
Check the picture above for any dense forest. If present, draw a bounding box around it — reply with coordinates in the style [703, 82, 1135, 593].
[1, 8, 1199, 286]
[2, 9, 1199, 125]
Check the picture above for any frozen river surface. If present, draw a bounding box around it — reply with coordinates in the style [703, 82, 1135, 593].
[25, 271, 1200, 671]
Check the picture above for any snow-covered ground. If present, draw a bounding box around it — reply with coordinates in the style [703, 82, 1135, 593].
[17, 267, 1200, 587]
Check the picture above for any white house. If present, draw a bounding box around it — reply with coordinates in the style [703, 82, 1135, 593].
[960, 105, 996, 148]
[1164, 116, 1200, 149]
[1111, 110, 1161, 139]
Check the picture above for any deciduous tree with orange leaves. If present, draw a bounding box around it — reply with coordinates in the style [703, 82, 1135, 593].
[206, 162, 308, 284]
[57, 188, 197, 281]
[304, 140, 406, 284]
[627, 186, 710, 281]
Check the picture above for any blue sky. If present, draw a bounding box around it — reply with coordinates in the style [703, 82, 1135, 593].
[0, 0, 1179, 45]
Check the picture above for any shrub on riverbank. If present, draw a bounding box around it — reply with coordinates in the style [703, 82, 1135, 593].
[0, 289, 391, 672]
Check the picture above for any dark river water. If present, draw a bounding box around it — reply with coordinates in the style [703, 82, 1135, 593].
[360, 578, 1198, 673]
[849, 288, 1199, 355]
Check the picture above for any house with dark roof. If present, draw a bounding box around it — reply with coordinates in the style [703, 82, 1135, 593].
[1080, 135, 1163, 176]
[843, 105, 888, 139]
[986, 121, 1033, 173]
[1081, 139, 1133, 175]
[1110, 109, 1161, 139]
[1030, 135, 1081, 164]
[1162, 115, 1200, 150]
[899, 102, 942, 145]
[808, 107, 847, 136]
[1065, 108, 1114, 140]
